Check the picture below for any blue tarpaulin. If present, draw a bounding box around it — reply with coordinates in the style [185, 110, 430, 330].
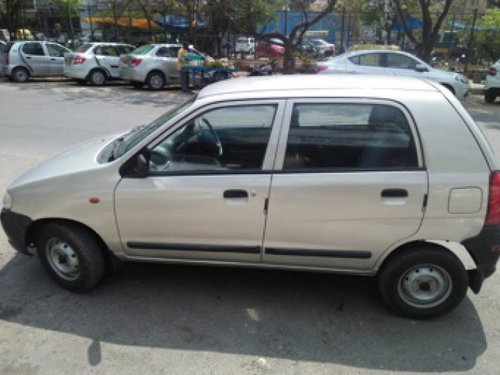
[391, 16, 423, 32]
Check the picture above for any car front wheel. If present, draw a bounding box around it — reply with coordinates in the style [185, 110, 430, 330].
[36, 222, 106, 291]
[378, 245, 468, 318]
[485, 91, 496, 103]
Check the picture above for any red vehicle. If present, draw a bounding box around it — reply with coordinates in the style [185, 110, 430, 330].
[255, 38, 285, 57]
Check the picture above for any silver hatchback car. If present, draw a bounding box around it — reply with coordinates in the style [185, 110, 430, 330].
[1, 41, 71, 82]
[2, 75, 499, 319]
[64, 42, 135, 85]
[119, 43, 205, 90]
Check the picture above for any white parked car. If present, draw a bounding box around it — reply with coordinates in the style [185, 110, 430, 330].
[235, 36, 255, 54]
[317, 50, 470, 99]
[64, 42, 135, 85]
[2, 75, 499, 318]
[484, 59, 500, 103]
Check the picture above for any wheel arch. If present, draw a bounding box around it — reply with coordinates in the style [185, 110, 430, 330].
[26, 218, 118, 271]
[147, 69, 167, 82]
[440, 83, 455, 94]
[87, 67, 109, 80]
[375, 240, 477, 274]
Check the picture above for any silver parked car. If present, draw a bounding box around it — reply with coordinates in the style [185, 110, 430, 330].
[0, 40, 71, 82]
[64, 42, 135, 85]
[317, 49, 470, 99]
[119, 43, 205, 90]
[2, 75, 499, 319]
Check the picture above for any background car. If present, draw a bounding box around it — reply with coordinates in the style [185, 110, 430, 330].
[256, 38, 285, 57]
[235, 36, 255, 55]
[0, 40, 71, 82]
[64, 42, 135, 86]
[119, 43, 205, 90]
[484, 59, 500, 103]
[309, 38, 335, 57]
[317, 49, 470, 99]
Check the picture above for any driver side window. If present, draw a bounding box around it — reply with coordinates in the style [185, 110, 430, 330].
[149, 104, 276, 174]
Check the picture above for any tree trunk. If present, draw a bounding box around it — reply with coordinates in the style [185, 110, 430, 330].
[283, 41, 295, 74]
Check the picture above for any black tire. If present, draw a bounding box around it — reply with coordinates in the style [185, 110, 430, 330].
[146, 71, 165, 90]
[377, 245, 468, 319]
[88, 69, 106, 86]
[485, 91, 496, 103]
[131, 81, 143, 89]
[12, 67, 30, 83]
[36, 222, 106, 292]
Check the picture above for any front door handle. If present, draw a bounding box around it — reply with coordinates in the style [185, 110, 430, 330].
[381, 188, 408, 198]
[223, 189, 248, 199]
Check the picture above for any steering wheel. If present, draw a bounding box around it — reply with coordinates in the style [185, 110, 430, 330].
[201, 118, 223, 157]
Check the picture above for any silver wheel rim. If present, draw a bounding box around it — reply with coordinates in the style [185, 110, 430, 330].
[91, 71, 105, 85]
[149, 74, 163, 89]
[14, 69, 28, 82]
[398, 264, 452, 308]
[45, 237, 80, 281]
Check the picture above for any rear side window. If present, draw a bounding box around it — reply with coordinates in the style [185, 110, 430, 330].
[284, 103, 418, 170]
[22, 42, 45, 56]
[94, 45, 118, 56]
[349, 53, 380, 67]
[156, 47, 177, 57]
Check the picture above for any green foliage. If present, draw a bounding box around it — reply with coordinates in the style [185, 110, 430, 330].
[476, 8, 500, 58]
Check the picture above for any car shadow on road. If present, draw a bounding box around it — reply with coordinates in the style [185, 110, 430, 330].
[0, 78, 191, 108]
[0, 253, 487, 371]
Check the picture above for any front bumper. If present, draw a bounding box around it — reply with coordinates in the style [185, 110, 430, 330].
[0, 208, 32, 255]
[462, 225, 500, 293]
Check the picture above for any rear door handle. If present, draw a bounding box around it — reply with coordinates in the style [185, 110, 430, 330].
[381, 189, 408, 198]
[223, 189, 248, 199]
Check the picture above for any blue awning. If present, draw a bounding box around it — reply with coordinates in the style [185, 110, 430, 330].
[155, 14, 207, 33]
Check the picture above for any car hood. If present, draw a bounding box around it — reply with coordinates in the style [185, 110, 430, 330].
[8, 134, 119, 190]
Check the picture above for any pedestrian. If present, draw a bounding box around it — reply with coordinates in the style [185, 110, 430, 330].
[178, 41, 190, 92]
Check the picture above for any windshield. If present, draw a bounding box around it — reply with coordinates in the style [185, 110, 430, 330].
[132, 44, 155, 55]
[76, 44, 92, 53]
[113, 94, 197, 159]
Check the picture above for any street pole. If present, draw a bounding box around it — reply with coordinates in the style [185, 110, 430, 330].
[465, 7, 478, 72]
[340, 6, 345, 51]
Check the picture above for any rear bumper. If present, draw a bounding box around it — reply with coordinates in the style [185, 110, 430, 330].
[64, 66, 88, 80]
[462, 225, 500, 293]
[0, 208, 32, 255]
[119, 67, 146, 83]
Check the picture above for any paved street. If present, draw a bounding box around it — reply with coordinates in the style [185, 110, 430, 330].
[1, 79, 500, 375]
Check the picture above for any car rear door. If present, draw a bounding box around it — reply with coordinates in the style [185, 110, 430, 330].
[20, 42, 50, 75]
[114, 100, 285, 263]
[94, 44, 121, 77]
[262, 99, 428, 271]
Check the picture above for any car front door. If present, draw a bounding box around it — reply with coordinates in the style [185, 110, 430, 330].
[46, 43, 70, 75]
[114, 101, 284, 263]
[384, 52, 429, 79]
[263, 100, 428, 271]
[21, 42, 50, 75]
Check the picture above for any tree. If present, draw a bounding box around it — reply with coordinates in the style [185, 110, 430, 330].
[0, 0, 32, 36]
[476, 8, 500, 59]
[393, 0, 454, 62]
[359, 0, 398, 44]
[216, 0, 336, 74]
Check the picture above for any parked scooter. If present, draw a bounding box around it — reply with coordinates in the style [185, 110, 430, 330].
[248, 60, 276, 76]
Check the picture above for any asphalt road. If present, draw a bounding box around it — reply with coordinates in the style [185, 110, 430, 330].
[1, 79, 500, 375]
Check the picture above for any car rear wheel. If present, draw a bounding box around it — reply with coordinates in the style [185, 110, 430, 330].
[88, 69, 106, 86]
[485, 91, 496, 103]
[146, 71, 165, 90]
[378, 245, 468, 318]
[12, 67, 30, 83]
[36, 222, 106, 291]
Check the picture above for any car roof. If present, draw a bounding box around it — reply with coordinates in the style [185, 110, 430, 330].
[197, 75, 437, 99]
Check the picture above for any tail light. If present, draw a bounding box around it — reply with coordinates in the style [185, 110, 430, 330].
[487, 67, 497, 76]
[73, 55, 86, 65]
[130, 58, 142, 67]
[315, 65, 328, 73]
[485, 171, 500, 225]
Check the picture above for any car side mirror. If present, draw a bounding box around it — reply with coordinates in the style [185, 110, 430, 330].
[120, 150, 150, 178]
[415, 64, 428, 72]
